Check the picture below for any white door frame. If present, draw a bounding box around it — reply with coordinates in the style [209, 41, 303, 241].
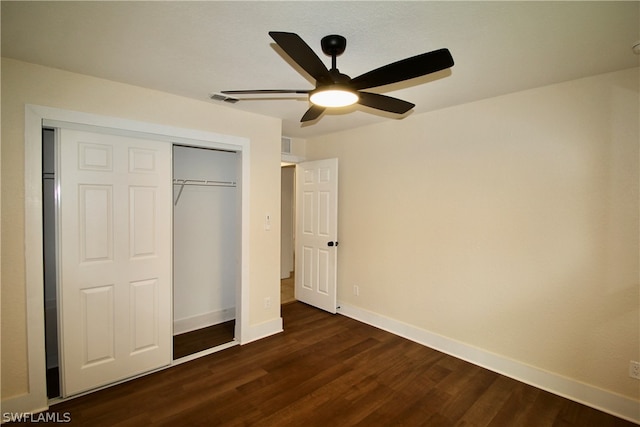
[21, 104, 251, 412]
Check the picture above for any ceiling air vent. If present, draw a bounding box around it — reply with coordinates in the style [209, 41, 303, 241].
[281, 137, 292, 154]
[209, 93, 239, 104]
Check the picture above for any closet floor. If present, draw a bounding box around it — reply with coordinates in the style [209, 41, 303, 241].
[46, 366, 60, 398]
[173, 321, 235, 360]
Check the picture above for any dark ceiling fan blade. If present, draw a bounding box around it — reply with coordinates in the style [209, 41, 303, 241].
[301, 105, 325, 122]
[357, 92, 415, 114]
[269, 32, 332, 84]
[221, 89, 310, 95]
[350, 48, 454, 91]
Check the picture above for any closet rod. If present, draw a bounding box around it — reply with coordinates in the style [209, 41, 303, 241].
[173, 178, 236, 186]
[173, 179, 237, 206]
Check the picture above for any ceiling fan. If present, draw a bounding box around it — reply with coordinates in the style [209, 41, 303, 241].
[221, 32, 454, 123]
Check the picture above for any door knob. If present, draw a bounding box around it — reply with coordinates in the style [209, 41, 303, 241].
[327, 241, 339, 247]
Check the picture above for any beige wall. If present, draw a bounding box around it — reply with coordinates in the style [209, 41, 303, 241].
[1, 58, 282, 399]
[306, 68, 639, 400]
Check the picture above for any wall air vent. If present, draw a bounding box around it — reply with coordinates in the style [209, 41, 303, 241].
[281, 137, 292, 154]
[209, 93, 239, 104]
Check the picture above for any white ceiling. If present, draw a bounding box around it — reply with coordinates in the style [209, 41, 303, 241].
[2, 1, 639, 139]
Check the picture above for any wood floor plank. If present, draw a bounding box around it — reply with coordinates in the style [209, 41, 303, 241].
[436, 368, 500, 424]
[486, 381, 545, 427]
[16, 302, 637, 427]
[457, 375, 522, 427]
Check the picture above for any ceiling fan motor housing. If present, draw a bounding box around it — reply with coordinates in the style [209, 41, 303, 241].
[323, 70, 351, 87]
[321, 34, 347, 57]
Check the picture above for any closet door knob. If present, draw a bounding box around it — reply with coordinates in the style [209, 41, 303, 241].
[327, 241, 339, 247]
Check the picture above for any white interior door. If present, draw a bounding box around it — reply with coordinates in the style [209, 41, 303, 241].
[295, 159, 338, 313]
[58, 128, 172, 396]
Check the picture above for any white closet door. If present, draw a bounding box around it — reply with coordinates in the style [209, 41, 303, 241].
[59, 129, 172, 396]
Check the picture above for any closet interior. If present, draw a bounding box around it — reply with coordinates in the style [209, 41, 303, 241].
[43, 128, 60, 398]
[172, 145, 239, 359]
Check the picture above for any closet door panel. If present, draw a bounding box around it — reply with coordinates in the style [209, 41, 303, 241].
[80, 285, 115, 366]
[129, 278, 159, 354]
[79, 184, 113, 262]
[129, 186, 157, 259]
[60, 128, 171, 397]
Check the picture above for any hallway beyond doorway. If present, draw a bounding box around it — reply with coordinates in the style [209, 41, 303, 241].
[281, 273, 294, 304]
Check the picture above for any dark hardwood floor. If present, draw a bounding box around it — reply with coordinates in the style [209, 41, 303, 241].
[23, 302, 636, 426]
[173, 320, 235, 360]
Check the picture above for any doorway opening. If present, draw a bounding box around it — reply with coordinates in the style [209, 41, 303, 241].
[280, 165, 295, 305]
[172, 145, 239, 359]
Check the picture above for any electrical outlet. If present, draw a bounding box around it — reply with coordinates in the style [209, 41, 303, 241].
[353, 285, 359, 296]
[630, 361, 640, 380]
[264, 297, 271, 309]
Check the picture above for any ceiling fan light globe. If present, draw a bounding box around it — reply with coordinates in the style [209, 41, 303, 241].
[309, 88, 359, 107]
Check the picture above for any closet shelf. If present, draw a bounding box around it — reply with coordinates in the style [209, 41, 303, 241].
[173, 178, 237, 206]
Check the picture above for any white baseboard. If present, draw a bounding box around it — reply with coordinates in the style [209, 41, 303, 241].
[173, 307, 236, 335]
[337, 302, 640, 424]
[0, 393, 49, 424]
[239, 317, 283, 345]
